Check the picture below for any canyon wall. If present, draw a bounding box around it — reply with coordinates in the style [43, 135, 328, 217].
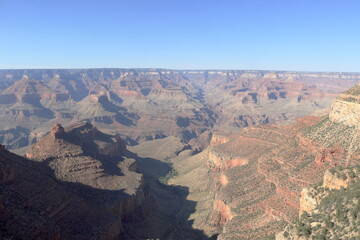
[0, 122, 151, 240]
[276, 167, 360, 240]
[169, 82, 360, 239]
[0, 69, 358, 152]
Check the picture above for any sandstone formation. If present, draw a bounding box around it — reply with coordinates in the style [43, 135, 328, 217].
[0, 144, 126, 240]
[329, 82, 360, 128]
[298, 168, 357, 217]
[299, 188, 318, 216]
[169, 82, 360, 239]
[322, 169, 350, 190]
[276, 167, 360, 240]
[1, 69, 360, 239]
[0, 69, 359, 151]
[26, 121, 143, 197]
[0, 122, 153, 239]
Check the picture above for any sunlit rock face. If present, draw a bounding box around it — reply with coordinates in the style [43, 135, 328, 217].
[0, 69, 359, 152]
[170, 83, 360, 239]
[329, 83, 360, 128]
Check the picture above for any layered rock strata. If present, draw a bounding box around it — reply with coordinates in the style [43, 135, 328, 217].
[1, 69, 359, 151]
[0, 145, 125, 240]
[276, 167, 360, 240]
[170, 82, 360, 239]
[0, 122, 149, 239]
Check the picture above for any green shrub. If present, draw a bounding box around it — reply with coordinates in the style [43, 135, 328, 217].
[158, 168, 178, 185]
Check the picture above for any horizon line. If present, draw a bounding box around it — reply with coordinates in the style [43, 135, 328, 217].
[1, 67, 360, 74]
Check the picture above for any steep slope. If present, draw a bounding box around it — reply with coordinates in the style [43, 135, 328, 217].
[0, 144, 130, 240]
[1, 69, 359, 151]
[26, 121, 142, 193]
[0, 69, 216, 150]
[200, 74, 336, 131]
[0, 77, 55, 124]
[276, 167, 360, 240]
[18, 122, 149, 239]
[24, 121, 214, 240]
[125, 137, 213, 239]
[172, 118, 324, 239]
[169, 82, 360, 239]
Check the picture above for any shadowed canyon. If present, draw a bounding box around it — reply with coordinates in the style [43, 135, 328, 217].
[0, 69, 360, 239]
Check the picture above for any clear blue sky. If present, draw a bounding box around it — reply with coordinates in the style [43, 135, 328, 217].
[1, 0, 360, 71]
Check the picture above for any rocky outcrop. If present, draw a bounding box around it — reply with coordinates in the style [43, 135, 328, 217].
[207, 149, 249, 171]
[0, 68, 359, 151]
[50, 122, 65, 138]
[323, 169, 349, 190]
[209, 200, 233, 227]
[23, 122, 150, 238]
[298, 168, 356, 217]
[189, 86, 360, 239]
[277, 167, 360, 240]
[209, 133, 230, 146]
[329, 83, 360, 128]
[329, 99, 360, 127]
[0, 144, 125, 240]
[299, 187, 319, 216]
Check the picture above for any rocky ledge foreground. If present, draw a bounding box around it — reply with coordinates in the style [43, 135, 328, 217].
[276, 167, 360, 240]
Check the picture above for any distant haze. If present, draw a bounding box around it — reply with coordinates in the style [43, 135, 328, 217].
[1, 0, 360, 72]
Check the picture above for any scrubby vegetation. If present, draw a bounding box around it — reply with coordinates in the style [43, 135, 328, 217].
[344, 84, 360, 96]
[302, 116, 357, 151]
[279, 166, 360, 240]
[159, 165, 179, 185]
[342, 97, 360, 104]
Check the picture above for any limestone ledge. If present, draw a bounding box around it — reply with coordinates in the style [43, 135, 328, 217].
[329, 99, 360, 128]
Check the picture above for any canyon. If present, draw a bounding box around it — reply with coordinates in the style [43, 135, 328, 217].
[0, 69, 358, 152]
[169, 82, 360, 239]
[0, 121, 211, 239]
[0, 121, 147, 239]
[0, 69, 360, 239]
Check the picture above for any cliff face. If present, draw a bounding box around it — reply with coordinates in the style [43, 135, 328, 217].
[1, 70, 360, 239]
[299, 188, 318, 216]
[322, 169, 350, 190]
[1, 122, 151, 239]
[168, 82, 360, 239]
[209, 83, 360, 239]
[1, 69, 358, 151]
[277, 167, 360, 240]
[298, 169, 354, 217]
[26, 121, 143, 194]
[0, 145, 125, 240]
[329, 83, 360, 128]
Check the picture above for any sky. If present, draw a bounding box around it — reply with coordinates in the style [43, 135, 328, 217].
[0, 0, 360, 72]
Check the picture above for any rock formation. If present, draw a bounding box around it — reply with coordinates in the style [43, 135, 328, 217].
[1, 69, 360, 239]
[0, 143, 125, 240]
[0, 122, 152, 239]
[169, 82, 360, 239]
[26, 121, 140, 192]
[276, 167, 360, 240]
[0, 69, 359, 151]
